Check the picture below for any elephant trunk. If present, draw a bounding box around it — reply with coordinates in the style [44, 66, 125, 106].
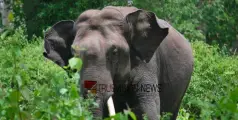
[80, 66, 115, 118]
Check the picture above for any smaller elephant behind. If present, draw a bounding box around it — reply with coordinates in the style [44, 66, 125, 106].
[43, 6, 194, 120]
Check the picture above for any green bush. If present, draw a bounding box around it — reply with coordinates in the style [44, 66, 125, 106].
[180, 41, 238, 119]
[201, 0, 238, 46]
[0, 27, 95, 119]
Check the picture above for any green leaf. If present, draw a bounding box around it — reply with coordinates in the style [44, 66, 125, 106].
[34, 111, 44, 118]
[63, 65, 70, 69]
[20, 86, 31, 101]
[16, 75, 22, 87]
[224, 71, 235, 75]
[20, 111, 31, 120]
[69, 57, 83, 72]
[70, 84, 79, 99]
[8, 11, 14, 23]
[9, 90, 20, 104]
[230, 88, 238, 102]
[128, 111, 137, 120]
[60, 88, 68, 95]
[13, 47, 21, 57]
[0, 30, 10, 39]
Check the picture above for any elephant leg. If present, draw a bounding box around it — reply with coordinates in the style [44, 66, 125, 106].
[131, 93, 160, 120]
[159, 75, 192, 120]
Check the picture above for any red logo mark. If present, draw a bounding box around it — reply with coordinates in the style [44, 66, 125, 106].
[84, 80, 97, 94]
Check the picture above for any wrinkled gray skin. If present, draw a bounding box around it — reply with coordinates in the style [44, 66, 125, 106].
[43, 6, 194, 120]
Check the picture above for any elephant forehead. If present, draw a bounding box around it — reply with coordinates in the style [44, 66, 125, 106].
[72, 32, 106, 54]
[100, 8, 124, 20]
[76, 10, 100, 23]
[73, 34, 128, 53]
[76, 9, 124, 27]
[77, 6, 138, 23]
[102, 6, 138, 18]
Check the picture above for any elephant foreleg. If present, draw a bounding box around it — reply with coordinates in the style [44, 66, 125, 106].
[131, 93, 160, 120]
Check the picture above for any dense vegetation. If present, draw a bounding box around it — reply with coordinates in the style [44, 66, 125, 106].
[0, 0, 237, 119]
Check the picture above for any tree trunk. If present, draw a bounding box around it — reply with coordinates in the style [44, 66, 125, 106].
[0, 0, 11, 28]
[23, 0, 40, 39]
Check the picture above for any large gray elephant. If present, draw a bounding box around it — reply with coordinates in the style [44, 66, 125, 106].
[43, 6, 194, 120]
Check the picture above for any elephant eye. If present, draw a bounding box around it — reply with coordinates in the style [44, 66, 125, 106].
[112, 48, 118, 56]
[106, 46, 118, 61]
[110, 45, 117, 54]
[111, 47, 119, 64]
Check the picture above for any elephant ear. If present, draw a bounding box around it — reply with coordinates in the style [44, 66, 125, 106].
[43, 20, 75, 67]
[125, 10, 169, 62]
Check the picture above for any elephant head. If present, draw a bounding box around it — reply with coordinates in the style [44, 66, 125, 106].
[43, 6, 169, 119]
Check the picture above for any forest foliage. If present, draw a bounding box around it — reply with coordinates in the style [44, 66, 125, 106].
[9, 0, 238, 49]
[0, 0, 238, 119]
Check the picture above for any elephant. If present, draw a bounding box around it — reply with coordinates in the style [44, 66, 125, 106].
[43, 6, 194, 120]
